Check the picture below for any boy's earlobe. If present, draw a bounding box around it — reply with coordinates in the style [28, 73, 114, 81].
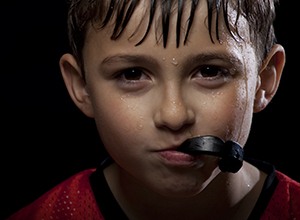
[59, 54, 94, 117]
[254, 44, 285, 113]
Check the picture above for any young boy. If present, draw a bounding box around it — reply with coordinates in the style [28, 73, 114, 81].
[7, 0, 300, 219]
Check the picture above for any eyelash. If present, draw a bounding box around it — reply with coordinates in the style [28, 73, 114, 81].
[115, 67, 151, 89]
[114, 65, 233, 89]
[193, 65, 232, 79]
[117, 68, 147, 80]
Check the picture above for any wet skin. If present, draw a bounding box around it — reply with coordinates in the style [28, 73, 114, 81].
[59, 1, 285, 219]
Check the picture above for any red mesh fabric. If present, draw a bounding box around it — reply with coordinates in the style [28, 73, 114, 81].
[7, 168, 105, 220]
[261, 171, 300, 220]
[7, 169, 300, 219]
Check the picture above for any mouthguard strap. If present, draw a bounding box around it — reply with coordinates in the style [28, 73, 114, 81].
[177, 136, 244, 173]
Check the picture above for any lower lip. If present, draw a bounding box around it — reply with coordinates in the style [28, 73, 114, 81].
[158, 150, 199, 166]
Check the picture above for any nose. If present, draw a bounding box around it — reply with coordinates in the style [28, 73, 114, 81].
[154, 87, 195, 131]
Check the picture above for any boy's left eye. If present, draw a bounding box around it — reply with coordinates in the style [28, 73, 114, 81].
[195, 65, 231, 79]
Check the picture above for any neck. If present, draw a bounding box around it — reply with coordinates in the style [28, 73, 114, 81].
[103, 162, 266, 220]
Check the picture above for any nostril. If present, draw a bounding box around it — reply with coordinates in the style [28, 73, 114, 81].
[154, 101, 195, 131]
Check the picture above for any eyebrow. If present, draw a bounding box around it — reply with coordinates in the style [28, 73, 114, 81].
[101, 52, 243, 70]
[186, 53, 243, 67]
[101, 54, 159, 66]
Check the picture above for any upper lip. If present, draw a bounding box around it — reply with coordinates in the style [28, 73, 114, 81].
[152, 134, 200, 152]
[156, 140, 188, 152]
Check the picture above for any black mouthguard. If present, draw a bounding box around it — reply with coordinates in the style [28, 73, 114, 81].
[177, 135, 244, 173]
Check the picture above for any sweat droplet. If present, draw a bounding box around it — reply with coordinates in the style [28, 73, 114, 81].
[171, 58, 178, 66]
[137, 124, 143, 130]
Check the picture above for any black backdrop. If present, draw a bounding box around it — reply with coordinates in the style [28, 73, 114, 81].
[1, 1, 298, 219]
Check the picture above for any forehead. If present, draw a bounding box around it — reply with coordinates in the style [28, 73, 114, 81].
[86, 0, 250, 48]
[83, 0, 256, 70]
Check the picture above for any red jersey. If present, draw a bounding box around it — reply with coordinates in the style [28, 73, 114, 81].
[6, 167, 300, 220]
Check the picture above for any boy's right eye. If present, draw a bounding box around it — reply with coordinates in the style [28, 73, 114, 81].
[115, 67, 152, 91]
[120, 68, 146, 81]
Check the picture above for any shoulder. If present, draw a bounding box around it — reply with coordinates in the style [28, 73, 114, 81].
[262, 170, 300, 219]
[6, 168, 105, 220]
[275, 170, 300, 191]
[274, 171, 300, 202]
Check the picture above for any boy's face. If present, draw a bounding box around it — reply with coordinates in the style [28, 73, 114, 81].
[78, 2, 260, 195]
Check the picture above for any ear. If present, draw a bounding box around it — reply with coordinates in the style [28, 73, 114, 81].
[59, 53, 94, 117]
[253, 44, 286, 113]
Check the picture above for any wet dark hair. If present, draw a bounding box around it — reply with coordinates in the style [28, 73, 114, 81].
[66, 0, 279, 68]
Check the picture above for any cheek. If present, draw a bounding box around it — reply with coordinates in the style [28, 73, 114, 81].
[91, 94, 149, 159]
[223, 81, 256, 145]
[197, 80, 255, 146]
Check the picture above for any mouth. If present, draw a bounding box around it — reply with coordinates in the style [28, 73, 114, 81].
[157, 149, 204, 167]
[176, 135, 244, 173]
[177, 135, 225, 156]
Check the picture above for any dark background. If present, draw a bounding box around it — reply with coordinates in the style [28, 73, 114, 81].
[0, 1, 298, 219]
